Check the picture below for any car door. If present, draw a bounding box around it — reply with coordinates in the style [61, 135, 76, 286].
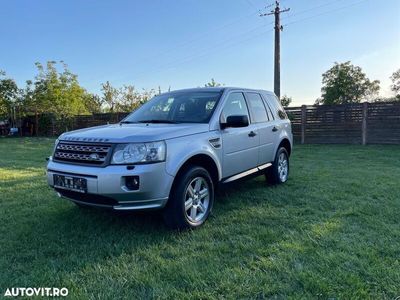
[245, 92, 276, 165]
[262, 93, 284, 161]
[220, 92, 259, 178]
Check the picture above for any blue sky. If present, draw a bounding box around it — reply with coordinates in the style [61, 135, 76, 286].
[1, 0, 399, 105]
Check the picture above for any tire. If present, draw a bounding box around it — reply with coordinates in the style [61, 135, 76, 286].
[266, 147, 289, 185]
[163, 166, 214, 230]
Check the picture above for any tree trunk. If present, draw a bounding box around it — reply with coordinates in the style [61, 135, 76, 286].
[35, 107, 39, 136]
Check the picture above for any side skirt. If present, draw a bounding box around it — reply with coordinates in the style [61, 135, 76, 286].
[221, 163, 272, 184]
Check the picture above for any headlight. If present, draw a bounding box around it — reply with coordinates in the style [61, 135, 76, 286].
[53, 138, 60, 153]
[111, 141, 166, 164]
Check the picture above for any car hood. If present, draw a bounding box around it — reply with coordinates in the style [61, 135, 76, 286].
[59, 123, 210, 143]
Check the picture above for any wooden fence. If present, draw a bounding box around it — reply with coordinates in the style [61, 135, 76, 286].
[16, 112, 130, 136]
[4, 102, 400, 145]
[285, 101, 400, 145]
[72, 112, 129, 130]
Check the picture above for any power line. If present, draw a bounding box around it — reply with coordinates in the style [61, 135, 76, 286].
[282, 0, 347, 19]
[91, 0, 370, 88]
[283, 0, 369, 27]
[244, 0, 260, 12]
[129, 25, 273, 81]
[155, 0, 370, 87]
[160, 29, 273, 73]
[88, 10, 262, 84]
[132, 10, 260, 65]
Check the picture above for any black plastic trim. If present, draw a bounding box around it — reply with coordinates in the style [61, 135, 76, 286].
[48, 169, 98, 179]
[55, 188, 118, 205]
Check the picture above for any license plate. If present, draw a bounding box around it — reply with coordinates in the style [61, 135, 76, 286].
[53, 174, 87, 193]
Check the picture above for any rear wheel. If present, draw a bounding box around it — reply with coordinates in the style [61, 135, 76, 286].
[266, 147, 289, 185]
[163, 166, 214, 229]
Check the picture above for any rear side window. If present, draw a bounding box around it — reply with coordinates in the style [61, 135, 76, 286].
[265, 94, 288, 120]
[245, 93, 269, 123]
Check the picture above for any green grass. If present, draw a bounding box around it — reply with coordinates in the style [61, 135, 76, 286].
[0, 138, 399, 299]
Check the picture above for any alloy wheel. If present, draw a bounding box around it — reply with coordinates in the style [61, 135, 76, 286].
[184, 177, 210, 223]
[277, 152, 288, 182]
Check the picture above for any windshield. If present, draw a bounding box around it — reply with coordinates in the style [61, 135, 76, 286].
[122, 91, 222, 124]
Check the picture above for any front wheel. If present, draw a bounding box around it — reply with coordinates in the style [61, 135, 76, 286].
[163, 166, 214, 230]
[266, 147, 289, 185]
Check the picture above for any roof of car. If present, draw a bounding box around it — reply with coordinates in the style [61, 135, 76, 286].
[162, 87, 275, 95]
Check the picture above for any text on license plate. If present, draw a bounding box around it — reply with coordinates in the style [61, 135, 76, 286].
[53, 174, 87, 193]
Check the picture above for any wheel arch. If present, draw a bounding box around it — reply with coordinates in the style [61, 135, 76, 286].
[275, 138, 292, 159]
[171, 153, 220, 192]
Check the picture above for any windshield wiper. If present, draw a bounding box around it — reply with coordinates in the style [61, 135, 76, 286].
[137, 120, 180, 124]
[119, 120, 137, 124]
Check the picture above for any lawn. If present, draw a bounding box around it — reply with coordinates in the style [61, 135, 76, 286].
[0, 138, 399, 299]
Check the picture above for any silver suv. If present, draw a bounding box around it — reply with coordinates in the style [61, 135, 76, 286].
[47, 87, 292, 229]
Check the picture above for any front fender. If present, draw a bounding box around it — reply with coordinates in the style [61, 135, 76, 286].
[165, 133, 222, 180]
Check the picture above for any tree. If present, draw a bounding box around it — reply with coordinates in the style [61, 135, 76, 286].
[117, 86, 155, 112]
[101, 81, 119, 112]
[27, 61, 90, 134]
[140, 88, 156, 104]
[101, 83, 155, 113]
[316, 61, 380, 105]
[30, 61, 89, 115]
[83, 93, 103, 114]
[116, 85, 141, 112]
[205, 78, 223, 87]
[372, 69, 400, 102]
[280, 95, 292, 107]
[0, 70, 20, 121]
[390, 69, 400, 99]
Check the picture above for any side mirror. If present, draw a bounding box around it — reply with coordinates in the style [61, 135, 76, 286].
[221, 115, 249, 129]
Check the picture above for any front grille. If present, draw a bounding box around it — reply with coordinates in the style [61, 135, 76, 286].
[53, 141, 112, 166]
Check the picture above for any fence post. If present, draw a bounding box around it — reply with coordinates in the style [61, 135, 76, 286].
[362, 102, 368, 145]
[301, 105, 307, 144]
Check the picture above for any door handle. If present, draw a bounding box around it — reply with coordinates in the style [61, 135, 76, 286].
[248, 131, 257, 137]
[272, 126, 278, 132]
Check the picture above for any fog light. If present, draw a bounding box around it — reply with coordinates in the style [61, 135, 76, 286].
[124, 176, 140, 190]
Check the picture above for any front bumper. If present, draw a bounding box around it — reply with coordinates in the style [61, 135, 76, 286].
[46, 159, 174, 210]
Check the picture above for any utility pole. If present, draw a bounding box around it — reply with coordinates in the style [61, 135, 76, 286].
[260, 1, 290, 99]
